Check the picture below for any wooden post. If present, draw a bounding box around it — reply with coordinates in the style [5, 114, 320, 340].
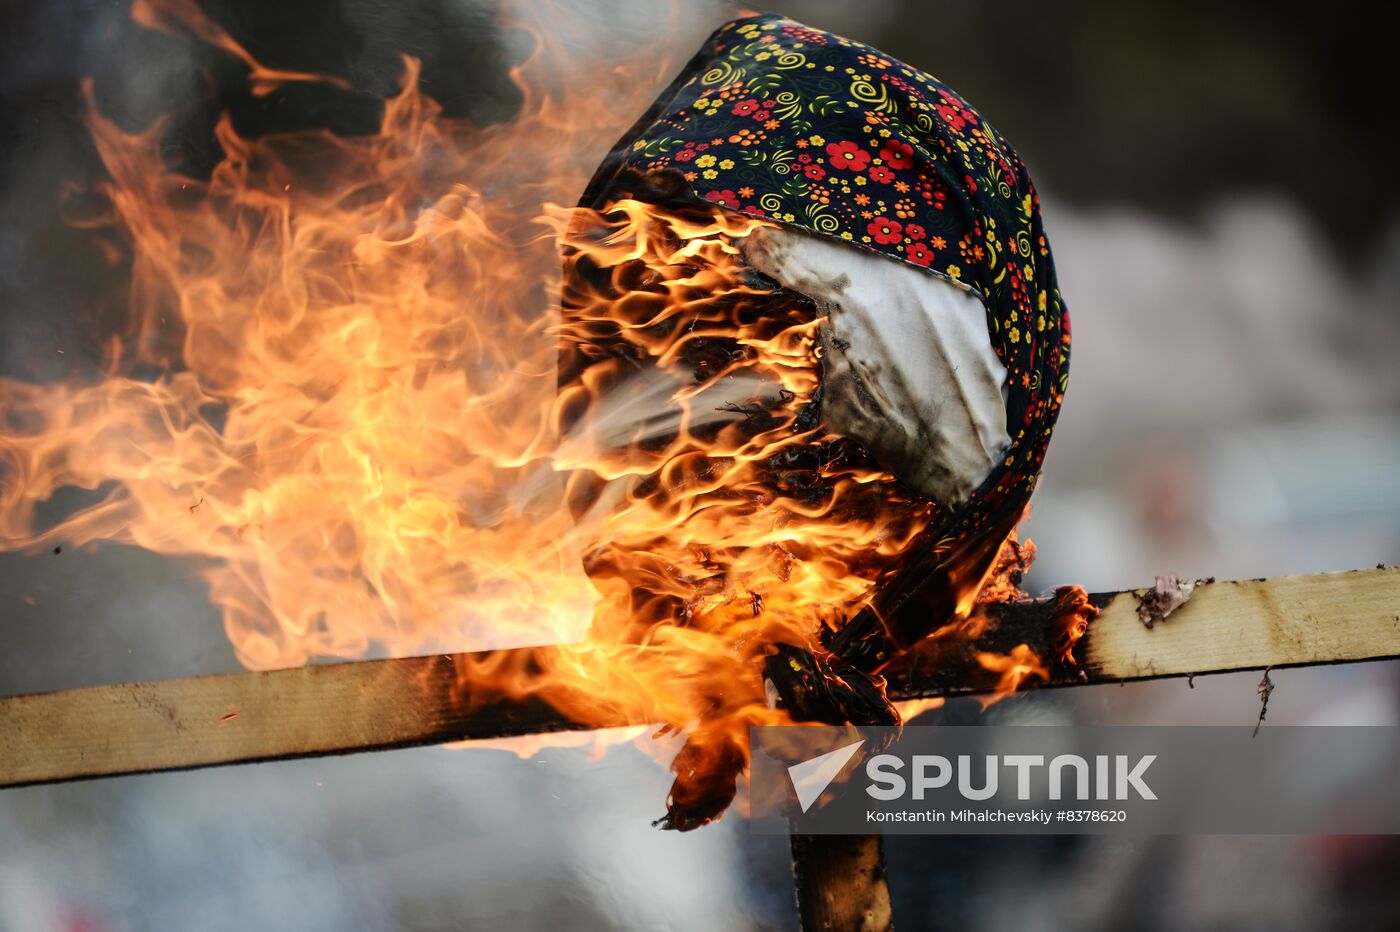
[790, 832, 893, 932]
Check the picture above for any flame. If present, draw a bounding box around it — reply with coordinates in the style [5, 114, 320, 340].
[3, 1, 667, 670]
[0, 1, 1054, 786]
[974, 645, 1051, 699]
[892, 696, 946, 719]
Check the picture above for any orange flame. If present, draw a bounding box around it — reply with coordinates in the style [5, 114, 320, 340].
[0, 1, 1052, 781]
[974, 645, 1051, 700]
[3, 2, 665, 671]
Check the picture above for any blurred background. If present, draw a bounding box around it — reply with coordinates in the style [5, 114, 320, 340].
[2, 0, 1397, 929]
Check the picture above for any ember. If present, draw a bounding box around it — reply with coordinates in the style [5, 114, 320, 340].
[1048, 584, 1099, 669]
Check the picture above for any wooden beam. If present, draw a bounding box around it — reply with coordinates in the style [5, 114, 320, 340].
[2, 567, 1397, 789]
[885, 566, 1400, 697]
[790, 832, 893, 932]
[0, 652, 580, 788]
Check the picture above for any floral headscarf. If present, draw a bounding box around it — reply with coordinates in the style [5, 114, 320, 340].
[580, 12, 1070, 673]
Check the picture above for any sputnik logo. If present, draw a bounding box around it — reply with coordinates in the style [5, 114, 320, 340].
[787, 739, 866, 813]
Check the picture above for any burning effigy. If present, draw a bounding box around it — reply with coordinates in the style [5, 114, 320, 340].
[0, 3, 1073, 827]
[558, 13, 1069, 826]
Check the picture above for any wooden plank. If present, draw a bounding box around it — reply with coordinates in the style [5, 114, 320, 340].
[0, 651, 580, 788]
[886, 566, 1400, 697]
[790, 832, 893, 932]
[1082, 569, 1400, 679]
[2, 567, 1397, 788]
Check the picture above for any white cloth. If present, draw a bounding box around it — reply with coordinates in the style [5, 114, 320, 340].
[742, 225, 1009, 505]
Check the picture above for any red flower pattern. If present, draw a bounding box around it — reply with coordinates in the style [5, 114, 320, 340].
[867, 217, 903, 244]
[935, 105, 965, 132]
[879, 140, 915, 169]
[827, 141, 871, 171]
[705, 189, 742, 209]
